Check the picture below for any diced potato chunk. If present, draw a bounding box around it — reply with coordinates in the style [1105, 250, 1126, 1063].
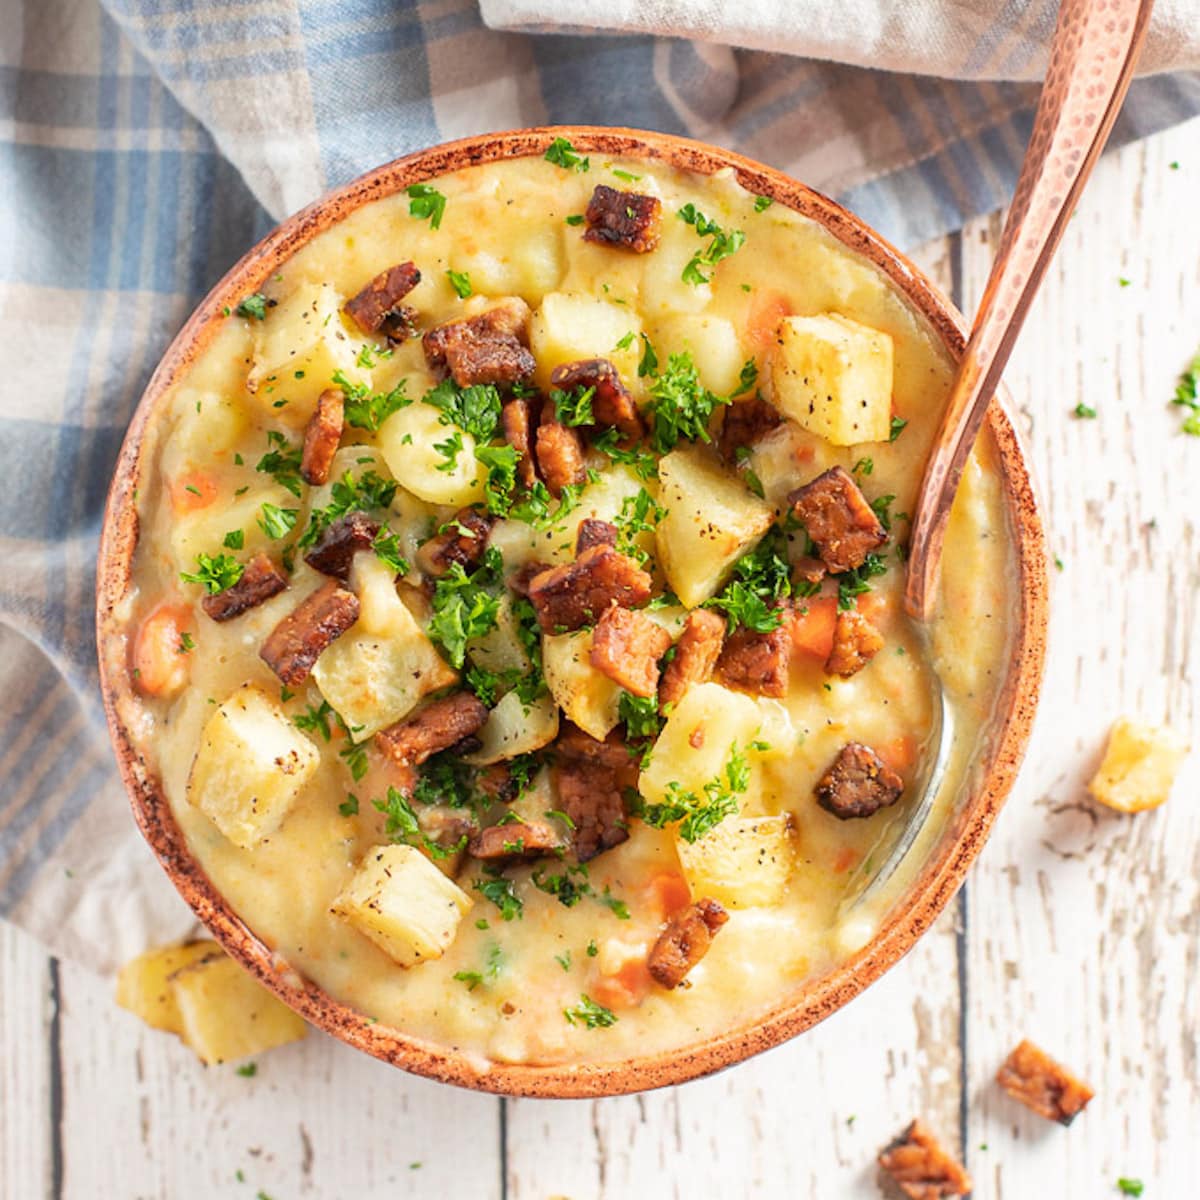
[542, 628, 623, 741]
[1088, 717, 1189, 812]
[654, 314, 745, 395]
[465, 691, 560, 765]
[467, 594, 532, 675]
[453, 222, 565, 300]
[312, 556, 457, 740]
[529, 292, 642, 388]
[769, 313, 894, 446]
[332, 844, 473, 967]
[187, 685, 320, 849]
[169, 481, 292, 572]
[115, 941, 218, 1034]
[377, 400, 487, 506]
[655, 445, 774, 607]
[247, 282, 368, 426]
[640, 682, 763, 806]
[170, 952, 307, 1065]
[675, 815, 794, 908]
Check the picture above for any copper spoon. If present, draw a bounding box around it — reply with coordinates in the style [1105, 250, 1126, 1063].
[846, 0, 1154, 910]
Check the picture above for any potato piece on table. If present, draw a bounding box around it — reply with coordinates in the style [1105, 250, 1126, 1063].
[332, 844, 473, 967]
[186, 684, 320, 850]
[170, 952, 307, 1065]
[115, 941, 218, 1034]
[464, 691, 560, 765]
[769, 313, 893, 445]
[675, 815, 794, 909]
[655, 444, 775, 608]
[542, 628, 623, 742]
[1088, 717, 1188, 812]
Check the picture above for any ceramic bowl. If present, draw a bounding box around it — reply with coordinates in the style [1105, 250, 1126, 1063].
[96, 126, 1048, 1097]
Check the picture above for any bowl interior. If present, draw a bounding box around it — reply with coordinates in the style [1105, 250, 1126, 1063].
[96, 126, 1048, 1097]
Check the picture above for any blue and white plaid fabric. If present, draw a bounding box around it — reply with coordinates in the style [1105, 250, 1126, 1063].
[2, 0, 1198, 967]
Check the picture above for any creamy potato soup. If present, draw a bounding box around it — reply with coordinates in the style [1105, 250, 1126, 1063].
[119, 142, 1013, 1065]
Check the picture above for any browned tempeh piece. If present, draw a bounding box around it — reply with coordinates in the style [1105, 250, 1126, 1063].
[791, 555, 827, 589]
[416, 508, 493, 577]
[647, 898, 728, 988]
[718, 393, 781, 463]
[877, 1119, 972, 1200]
[535, 420, 587, 496]
[815, 742, 904, 820]
[259, 580, 359, 686]
[468, 819, 564, 864]
[553, 723, 639, 862]
[549, 358, 645, 443]
[583, 185, 663, 254]
[996, 1039, 1095, 1125]
[575, 518, 618, 555]
[825, 609, 884, 678]
[527, 544, 653, 633]
[788, 465, 886, 574]
[659, 609, 727, 707]
[375, 692, 489, 768]
[344, 261, 421, 341]
[423, 298, 535, 387]
[501, 396, 540, 487]
[201, 553, 288, 623]
[716, 606, 792, 698]
[590, 605, 672, 698]
[508, 559, 554, 598]
[300, 387, 344, 486]
[303, 511, 380, 581]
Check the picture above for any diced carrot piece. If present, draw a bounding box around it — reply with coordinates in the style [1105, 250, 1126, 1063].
[745, 290, 793, 351]
[591, 957, 653, 1011]
[646, 872, 692, 918]
[832, 845, 860, 874]
[792, 595, 838, 660]
[132, 603, 194, 697]
[169, 470, 218, 514]
[879, 735, 918, 774]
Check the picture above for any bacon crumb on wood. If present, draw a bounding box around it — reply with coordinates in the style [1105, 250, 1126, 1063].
[877, 1119, 972, 1200]
[996, 1039, 1095, 1125]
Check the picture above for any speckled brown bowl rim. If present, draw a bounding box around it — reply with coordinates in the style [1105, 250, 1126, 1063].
[96, 126, 1048, 1098]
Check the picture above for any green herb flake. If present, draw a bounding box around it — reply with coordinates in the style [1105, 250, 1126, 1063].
[636, 742, 750, 843]
[677, 203, 746, 285]
[236, 1062, 257, 1077]
[565, 213, 585, 226]
[586, 939, 599, 957]
[298, 469, 397, 548]
[338, 795, 359, 817]
[336, 370, 411, 432]
[372, 525, 410, 576]
[889, 415, 908, 442]
[852, 457, 874, 476]
[1074, 402, 1098, 419]
[753, 195, 773, 212]
[563, 994, 617, 1029]
[610, 166, 641, 182]
[646, 351, 730, 453]
[180, 552, 244, 596]
[406, 183, 447, 229]
[446, 269, 473, 299]
[236, 293, 268, 320]
[222, 529, 245, 550]
[1170, 348, 1200, 435]
[177, 632, 195, 654]
[1117, 1180, 1145, 1197]
[545, 137, 589, 172]
[555, 951, 572, 971]
[257, 502, 299, 540]
[552, 385, 596, 428]
[256, 430, 305, 497]
[476, 875, 523, 921]
[1118, 277, 1131, 288]
[428, 552, 503, 669]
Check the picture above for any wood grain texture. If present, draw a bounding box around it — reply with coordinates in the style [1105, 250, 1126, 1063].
[2, 116, 1198, 1199]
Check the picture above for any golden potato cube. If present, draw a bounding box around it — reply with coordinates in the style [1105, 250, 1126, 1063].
[640, 681, 763, 806]
[170, 953, 307, 1065]
[769, 313, 894, 445]
[187, 685, 320, 850]
[675, 815, 794, 908]
[247, 281, 369, 426]
[465, 691, 560, 765]
[332, 844, 473, 967]
[467, 594, 532, 675]
[529, 292, 642, 388]
[542, 628, 624, 741]
[1088, 717, 1189, 813]
[654, 313, 746, 395]
[655, 444, 775, 608]
[377, 399, 487, 506]
[115, 941, 220, 1034]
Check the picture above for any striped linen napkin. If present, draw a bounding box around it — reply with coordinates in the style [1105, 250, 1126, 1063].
[1, 0, 1197, 970]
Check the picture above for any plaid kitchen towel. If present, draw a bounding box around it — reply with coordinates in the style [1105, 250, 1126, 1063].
[1, 0, 1198, 970]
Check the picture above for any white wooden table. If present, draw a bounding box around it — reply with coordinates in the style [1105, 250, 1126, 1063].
[4, 118, 1198, 1200]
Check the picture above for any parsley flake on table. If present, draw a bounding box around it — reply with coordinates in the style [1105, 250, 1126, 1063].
[544, 136, 589, 172]
[1074, 401, 1098, 419]
[1116, 1180, 1145, 1197]
[1170, 347, 1200, 435]
[563, 994, 617, 1029]
[235, 1062, 257, 1077]
[677, 203, 746, 285]
[180, 552, 244, 595]
[406, 183, 446, 229]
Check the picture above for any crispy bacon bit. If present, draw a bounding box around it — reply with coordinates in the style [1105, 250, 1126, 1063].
[550, 358, 645, 442]
[302, 511, 380, 581]
[344, 262, 422, 341]
[647, 898, 728, 989]
[535, 419, 587, 496]
[877, 1119, 972, 1200]
[996, 1040, 1095, 1125]
[527, 544, 653, 633]
[792, 555, 827, 589]
[423, 298, 535, 388]
[416, 508, 493, 577]
[376, 693, 489, 768]
[815, 742, 904, 820]
[718, 394, 781, 463]
[554, 724, 638, 861]
[575, 518, 618, 555]
[590, 606, 673, 698]
[716, 606, 792, 698]
[508, 560, 553, 598]
[468, 819, 563, 864]
[826, 609, 885, 678]
[788, 466, 886, 573]
[259, 580, 359, 686]
[300, 388, 345, 486]
[584, 185, 662, 254]
[659, 609, 726, 707]
[201, 553, 288, 622]
[502, 397, 540, 487]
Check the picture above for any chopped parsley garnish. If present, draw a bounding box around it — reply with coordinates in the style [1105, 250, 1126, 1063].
[446, 269, 473, 298]
[235, 293, 268, 320]
[476, 875, 523, 921]
[646, 351, 729, 452]
[453, 943, 504, 991]
[434, 429, 465, 471]
[236, 1062, 257, 1077]
[613, 487, 665, 564]
[427, 548, 503, 668]
[256, 430, 304, 497]
[870, 493, 900, 532]
[1116, 1181, 1145, 1197]
[619, 692, 664, 741]
[371, 525, 410, 575]
[564, 213, 585, 226]
[338, 795, 359, 817]
[852, 457, 874, 476]
[293, 700, 335, 740]
[180, 552, 244, 595]
[555, 951, 571, 971]
[586, 939, 599, 957]
[732, 358, 758, 397]
[705, 527, 791, 631]
[532, 864, 591, 907]
[593, 428, 658, 480]
[638, 333, 658, 377]
[544, 137, 589, 172]
[424, 378, 502, 443]
[889, 415, 908, 442]
[677, 203, 746, 285]
[373, 785, 467, 859]
[753, 195, 773, 213]
[298, 469, 397, 548]
[413, 752, 478, 809]
[1073, 402, 1098, 419]
[406, 183, 446, 230]
[1171, 348, 1200, 435]
[177, 632, 195, 654]
[509, 479, 586, 531]
[563, 994, 617, 1029]
[453, 969, 483, 991]
[222, 529, 245, 550]
[335, 370, 411, 432]
[257, 502, 298, 540]
[836, 551, 888, 610]
[339, 739, 369, 782]
[551, 385, 596, 428]
[475, 443, 520, 516]
[614, 331, 636, 351]
[706, 580, 779, 633]
[636, 742, 750, 842]
[610, 166, 641, 181]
